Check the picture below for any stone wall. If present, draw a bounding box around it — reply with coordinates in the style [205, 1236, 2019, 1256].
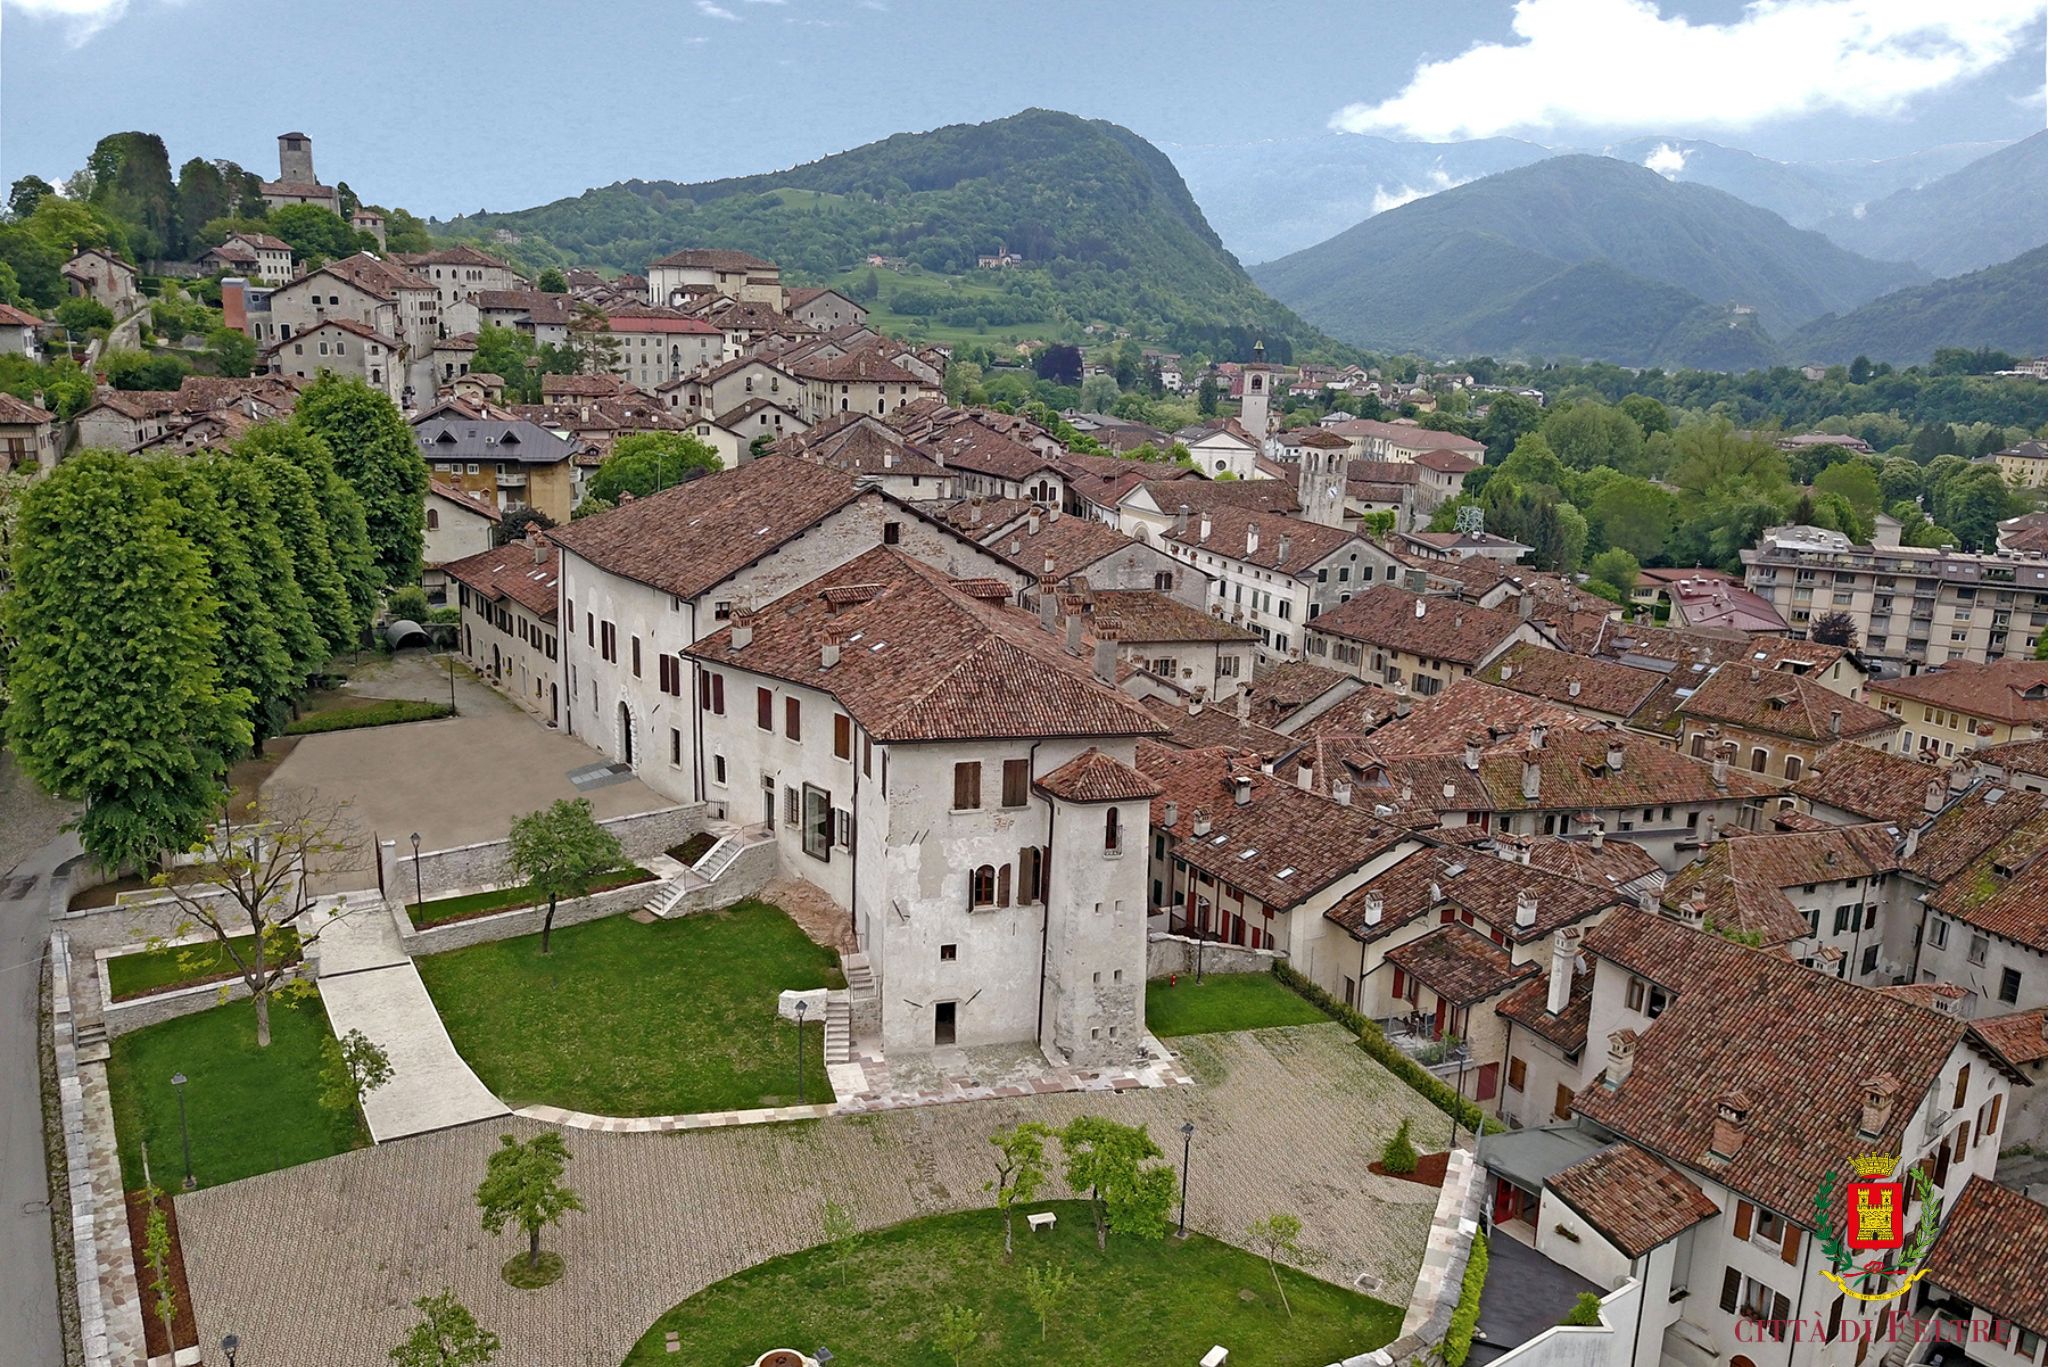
[1145, 930, 1286, 979]
[383, 803, 708, 899]
[98, 962, 304, 1038]
[59, 894, 256, 1033]
[1325, 1145, 1484, 1367]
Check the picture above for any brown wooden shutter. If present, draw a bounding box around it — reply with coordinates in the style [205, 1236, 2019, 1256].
[1734, 1201, 1753, 1241]
[1780, 1223, 1801, 1265]
[1987, 1095, 2002, 1135]
[1719, 1268, 1741, 1315]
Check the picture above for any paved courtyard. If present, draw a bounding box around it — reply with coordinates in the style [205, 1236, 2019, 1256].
[177, 1023, 1448, 1367]
[264, 654, 669, 890]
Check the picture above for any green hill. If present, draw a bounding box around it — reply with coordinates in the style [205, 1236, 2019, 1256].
[1789, 243, 2048, 365]
[1250, 155, 1919, 366]
[435, 109, 1326, 361]
[1818, 132, 2048, 278]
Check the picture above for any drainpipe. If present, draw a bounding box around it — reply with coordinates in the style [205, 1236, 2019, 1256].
[848, 728, 861, 938]
[1030, 741, 1051, 1052]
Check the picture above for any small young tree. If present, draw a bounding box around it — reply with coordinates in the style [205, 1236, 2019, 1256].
[141, 1185, 176, 1353]
[319, 1027, 394, 1120]
[506, 798, 624, 954]
[1060, 1116, 1174, 1250]
[1020, 1261, 1075, 1342]
[1381, 1118, 1419, 1176]
[475, 1132, 584, 1273]
[929, 1304, 982, 1367]
[1247, 1211, 1306, 1320]
[1561, 1292, 1605, 1327]
[985, 1121, 1052, 1257]
[390, 1290, 500, 1367]
[819, 1199, 862, 1287]
[148, 790, 354, 1047]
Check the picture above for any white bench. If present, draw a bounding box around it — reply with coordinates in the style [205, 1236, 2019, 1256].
[1200, 1348, 1229, 1367]
[1026, 1211, 1057, 1233]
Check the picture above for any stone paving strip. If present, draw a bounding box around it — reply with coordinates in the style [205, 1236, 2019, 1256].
[177, 1024, 1450, 1367]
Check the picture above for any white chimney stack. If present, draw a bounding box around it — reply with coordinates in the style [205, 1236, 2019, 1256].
[1521, 755, 1541, 801]
[1363, 891, 1383, 926]
[820, 635, 841, 669]
[1607, 738, 1624, 773]
[1515, 890, 1538, 929]
[1603, 1028, 1638, 1091]
[1548, 926, 1582, 1015]
[1162, 800, 1179, 828]
[1246, 522, 1260, 557]
[1199, 512, 1212, 542]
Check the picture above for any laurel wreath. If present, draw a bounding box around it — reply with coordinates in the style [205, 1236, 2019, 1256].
[1813, 1167, 1941, 1275]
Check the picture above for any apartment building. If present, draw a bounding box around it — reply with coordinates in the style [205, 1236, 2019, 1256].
[1869, 660, 2048, 765]
[1160, 508, 1401, 663]
[265, 252, 440, 401]
[414, 408, 580, 523]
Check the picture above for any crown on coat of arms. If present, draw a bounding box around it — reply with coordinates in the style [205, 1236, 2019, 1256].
[1850, 1153, 1897, 1179]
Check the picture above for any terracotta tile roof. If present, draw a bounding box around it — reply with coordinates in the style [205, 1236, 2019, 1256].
[1659, 825, 1901, 946]
[1900, 784, 2048, 885]
[1308, 586, 1531, 666]
[1924, 1178, 2048, 1335]
[1678, 663, 1897, 743]
[428, 479, 502, 521]
[1327, 841, 1623, 946]
[1136, 696, 1297, 761]
[1545, 1143, 1721, 1257]
[1286, 684, 1396, 741]
[1344, 458, 1422, 488]
[1974, 1006, 2048, 1065]
[1480, 642, 1667, 720]
[927, 421, 1055, 482]
[541, 373, 633, 399]
[928, 496, 1036, 535]
[549, 456, 864, 599]
[309, 251, 432, 299]
[1414, 448, 1481, 474]
[980, 512, 1146, 578]
[1140, 743, 1412, 909]
[1517, 834, 1663, 895]
[801, 423, 946, 479]
[445, 537, 560, 619]
[1385, 924, 1537, 1004]
[1126, 477, 1300, 517]
[1034, 748, 1161, 804]
[0, 392, 54, 424]
[1497, 965, 1593, 1051]
[1873, 660, 2048, 729]
[1162, 506, 1365, 578]
[1324, 418, 1484, 453]
[650, 248, 776, 271]
[1788, 742, 1946, 826]
[605, 305, 724, 336]
[229, 232, 292, 252]
[1920, 798, 2048, 953]
[1574, 908, 2009, 1225]
[1355, 679, 1582, 757]
[1465, 726, 1778, 813]
[1245, 660, 1353, 727]
[394, 244, 514, 271]
[84, 388, 180, 420]
[1977, 736, 2048, 779]
[1081, 590, 1255, 644]
[686, 547, 1162, 744]
[795, 348, 925, 385]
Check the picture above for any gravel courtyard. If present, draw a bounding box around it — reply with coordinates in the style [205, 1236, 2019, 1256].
[177, 1023, 1449, 1367]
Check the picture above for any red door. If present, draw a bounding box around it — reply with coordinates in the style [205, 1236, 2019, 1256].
[1433, 995, 1448, 1039]
[1476, 1062, 1500, 1102]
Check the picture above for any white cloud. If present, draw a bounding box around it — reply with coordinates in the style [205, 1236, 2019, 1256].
[1330, 0, 2046, 140]
[695, 0, 739, 18]
[1368, 166, 1473, 215]
[0, 0, 136, 46]
[1642, 142, 1688, 177]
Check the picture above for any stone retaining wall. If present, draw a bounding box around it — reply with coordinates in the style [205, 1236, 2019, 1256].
[396, 877, 661, 957]
[1326, 1145, 1483, 1367]
[99, 963, 303, 1038]
[382, 804, 708, 900]
[1145, 930, 1286, 978]
[58, 897, 256, 1034]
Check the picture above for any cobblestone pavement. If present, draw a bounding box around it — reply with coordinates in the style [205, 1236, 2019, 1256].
[177, 1024, 1447, 1367]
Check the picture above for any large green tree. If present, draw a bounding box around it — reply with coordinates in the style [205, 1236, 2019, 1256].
[234, 421, 376, 648]
[585, 432, 721, 504]
[86, 132, 180, 259]
[268, 204, 368, 268]
[295, 375, 428, 590]
[5, 454, 251, 868]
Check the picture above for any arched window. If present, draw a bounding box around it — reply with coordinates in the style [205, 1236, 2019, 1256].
[1784, 755, 1803, 781]
[1751, 747, 1768, 773]
[1104, 808, 1121, 853]
[971, 865, 997, 907]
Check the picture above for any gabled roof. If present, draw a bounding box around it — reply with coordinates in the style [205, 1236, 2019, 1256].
[428, 479, 502, 521]
[1161, 505, 1365, 577]
[685, 547, 1162, 744]
[1480, 641, 1667, 720]
[1080, 590, 1256, 645]
[445, 537, 560, 619]
[1034, 749, 1160, 804]
[1497, 965, 1593, 1052]
[1872, 660, 2048, 728]
[650, 248, 776, 272]
[1788, 741, 1946, 826]
[1923, 1178, 2048, 1336]
[1385, 924, 1536, 1005]
[1677, 662, 1897, 743]
[1326, 840, 1624, 946]
[0, 392, 54, 424]
[300, 252, 433, 300]
[1545, 1143, 1720, 1257]
[412, 414, 576, 466]
[1308, 585, 1530, 666]
[1136, 696, 1297, 762]
[979, 512, 1148, 578]
[1659, 825, 1902, 946]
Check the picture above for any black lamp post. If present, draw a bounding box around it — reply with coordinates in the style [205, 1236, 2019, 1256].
[410, 832, 423, 910]
[171, 1072, 194, 1191]
[221, 1333, 240, 1366]
[446, 655, 457, 715]
[795, 999, 807, 1105]
[1176, 1120, 1195, 1238]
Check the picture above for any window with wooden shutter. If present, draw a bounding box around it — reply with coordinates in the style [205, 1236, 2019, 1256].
[1553, 1084, 1573, 1120]
[1986, 1094, 2002, 1135]
[834, 714, 851, 760]
[1002, 758, 1029, 807]
[1780, 1223, 1801, 1265]
[998, 865, 1012, 907]
[785, 697, 801, 740]
[631, 636, 641, 676]
[710, 674, 724, 714]
[1719, 1268, 1741, 1315]
[1953, 1063, 1970, 1109]
[757, 688, 773, 731]
[954, 761, 982, 810]
[1507, 1057, 1526, 1092]
[1734, 1201, 1753, 1241]
[1018, 847, 1043, 903]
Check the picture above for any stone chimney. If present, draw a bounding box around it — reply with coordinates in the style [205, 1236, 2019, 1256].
[1547, 926, 1582, 1014]
[1568, 678, 1581, 698]
[1519, 592, 1534, 622]
[1602, 1028, 1638, 1091]
[1065, 614, 1084, 655]
[1499, 662, 1513, 681]
[1236, 688, 1250, 722]
[1048, 504, 1062, 523]
[1162, 800, 1179, 828]
[1199, 511, 1212, 543]
[1607, 738, 1625, 773]
[1191, 809, 1212, 837]
[1521, 754, 1542, 801]
[1363, 891, 1383, 926]
[1175, 504, 1190, 536]
[1857, 1073, 1899, 1141]
[1333, 781, 1352, 807]
[1246, 521, 1260, 557]
[970, 497, 984, 525]
[1093, 627, 1118, 684]
[1925, 778, 1946, 815]
[1028, 512, 1041, 535]
[1296, 763, 1313, 790]
[1587, 820, 1605, 851]
[1395, 695, 1412, 719]
[1038, 577, 1058, 630]
[528, 532, 547, 565]
[1708, 1090, 1753, 1161]
[820, 632, 841, 669]
[1464, 733, 1483, 772]
[730, 606, 754, 650]
[1515, 890, 1538, 929]
[1277, 535, 1291, 565]
[1530, 723, 1547, 751]
[1712, 743, 1732, 790]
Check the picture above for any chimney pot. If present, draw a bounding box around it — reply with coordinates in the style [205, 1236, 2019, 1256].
[1363, 891, 1383, 925]
[1515, 889, 1538, 928]
[1191, 809, 1212, 837]
[1602, 1028, 1638, 1091]
[1547, 926, 1582, 1014]
[1708, 1089, 1753, 1160]
[1175, 504, 1189, 535]
[1568, 679, 1581, 698]
[1162, 800, 1179, 828]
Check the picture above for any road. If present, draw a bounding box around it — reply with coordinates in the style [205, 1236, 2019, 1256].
[0, 749, 82, 1367]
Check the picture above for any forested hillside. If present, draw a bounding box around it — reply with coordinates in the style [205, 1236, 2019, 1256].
[435, 109, 1328, 361]
[1790, 244, 2048, 365]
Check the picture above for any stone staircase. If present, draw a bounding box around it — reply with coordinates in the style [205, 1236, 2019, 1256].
[843, 951, 875, 1000]
[643, 829, 761, 919]
[824, 992, 852, 1065]
[74, 1019, 109, 1065]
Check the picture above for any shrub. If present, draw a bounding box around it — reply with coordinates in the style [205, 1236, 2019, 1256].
[283, 699, 451, 735]
[1269, 963, 1500, 1136]
[387, 586, 431, 623]
[1380, 1119, 1419, 1176]
[1443, 1231, 1488, 1367]
[1561, 1292, 1604, 1327]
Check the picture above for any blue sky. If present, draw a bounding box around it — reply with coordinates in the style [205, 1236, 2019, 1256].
[2, 0, 2042, 220]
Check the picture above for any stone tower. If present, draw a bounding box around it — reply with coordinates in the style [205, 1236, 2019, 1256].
[1239, 339, 1272, 444]
[1297, 438, 1347, 529]
[277, 132, 316, 184]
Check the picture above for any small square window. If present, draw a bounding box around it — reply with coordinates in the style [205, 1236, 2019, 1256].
[940, 944, 957, 962]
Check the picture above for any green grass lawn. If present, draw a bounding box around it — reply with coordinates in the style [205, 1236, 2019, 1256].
[623, 1201, 1400, 1366]
[406, 867, 655, 928]
[107, 994, 363, 1192]
[282, 696, 452, 735]
[1145, 972, 1332, 1037]
[415, 901, 843, 1116]
[104, 929, 302, 1001]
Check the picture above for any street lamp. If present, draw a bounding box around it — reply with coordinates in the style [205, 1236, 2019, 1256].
[795, 999, 808, 1105]
[446, 654, 457, 716]
[410, 832, 423, 910]
[221, 1333, 240, 1366]
[1176, 1120, 1195, 1238]
[170, 1072, 194, 1191]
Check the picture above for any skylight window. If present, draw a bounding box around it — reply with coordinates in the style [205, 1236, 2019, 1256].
[1238, 848, 1258, 861]
[1276, 866, 1296, 879]
[1211, 835, 1228, 845]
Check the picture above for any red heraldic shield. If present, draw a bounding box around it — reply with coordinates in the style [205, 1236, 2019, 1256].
[1847, 1179, 1906, 1251]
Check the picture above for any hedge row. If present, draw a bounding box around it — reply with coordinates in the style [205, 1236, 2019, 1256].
[1270, 961, 1502, 1137]
[282, 699, 453, 735]
[1443, 1231, 1489, 1367]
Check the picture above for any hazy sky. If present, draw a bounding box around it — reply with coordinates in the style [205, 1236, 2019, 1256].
[2, 0, 2043, 219]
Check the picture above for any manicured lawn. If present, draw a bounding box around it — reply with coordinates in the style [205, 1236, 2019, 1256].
[1145, 972, 1331, 1036]
[406, 867, 655, 928]
[107, 994, 363, 1192]
[416, 901, 843, 1116]
[282, 696, 452, 735]
[104, 929, 302, 1001]
[622, 1201, 1401, 1366]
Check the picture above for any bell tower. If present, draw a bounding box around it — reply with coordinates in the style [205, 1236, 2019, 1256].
[1297, 439, 1346, 529]
[277, 132, 316, 184]
[1240, 340, 1272, 444]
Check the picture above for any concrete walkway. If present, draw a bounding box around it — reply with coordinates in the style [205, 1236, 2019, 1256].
[313, 894, 507, 1142]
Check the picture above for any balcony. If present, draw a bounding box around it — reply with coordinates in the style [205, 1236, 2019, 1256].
[495, 470, 529, 488]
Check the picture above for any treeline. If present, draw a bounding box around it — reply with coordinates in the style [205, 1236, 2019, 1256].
[1, 377, 426, 869]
